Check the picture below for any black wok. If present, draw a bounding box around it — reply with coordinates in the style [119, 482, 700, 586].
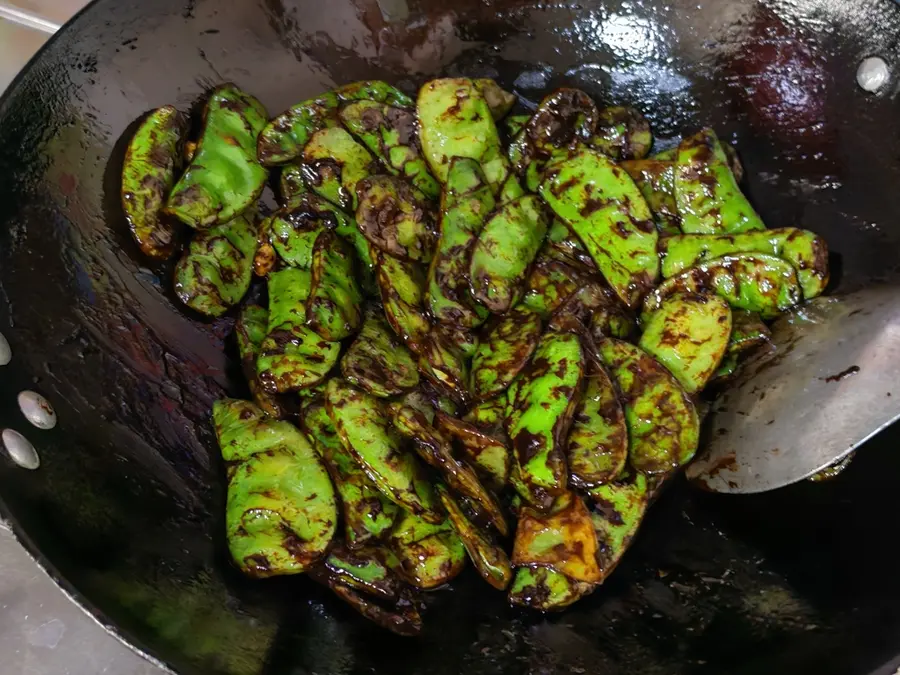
[2, 0, 900, 672]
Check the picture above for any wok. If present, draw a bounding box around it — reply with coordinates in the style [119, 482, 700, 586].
[2, 0, 900, 673]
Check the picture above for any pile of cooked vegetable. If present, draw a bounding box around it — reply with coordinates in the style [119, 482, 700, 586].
[120, 77, 829, 635]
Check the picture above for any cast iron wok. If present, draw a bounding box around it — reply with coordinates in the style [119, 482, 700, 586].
[2, 0, 900, 673]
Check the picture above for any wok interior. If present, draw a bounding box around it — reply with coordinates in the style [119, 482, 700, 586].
[1, 0, 900, 672]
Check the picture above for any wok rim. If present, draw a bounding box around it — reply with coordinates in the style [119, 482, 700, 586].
[0, 0, 178, 671]
[1, 1, 900, 673]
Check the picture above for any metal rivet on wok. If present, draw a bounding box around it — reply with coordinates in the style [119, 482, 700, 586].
[1, 429, 40, 470]
[857, 56, 890, 92]
[17, 391, 57, 430]
[0, 332, 10, 366]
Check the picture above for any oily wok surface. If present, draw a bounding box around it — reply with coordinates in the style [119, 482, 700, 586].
[3, 0, 900, 673]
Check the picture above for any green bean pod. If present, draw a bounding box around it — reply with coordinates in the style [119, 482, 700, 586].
[590, 106, 652, 161]
[167, 85, 268, 229]
[469, 194, 549, 313]
[589, 304, 637, 342]
[173, 211, 257, 317]
[651, 147, 677, 162]
[642, 253, 802, 321]
[464, 395, 507, 432]
[272, 190, 376, 288]
[540, 148, 659, 309]
[509, 133, 549, 193]
[259, 92, 340, 166]
[436, 484, 512, 590]
[334, 81, 414, 107]
[417, 78, 512, 192]
[375, 252, 432, 353]
[325, 379, 442, 522]
[506, 331, 584, 505]
[356, 175, 438, 263]
[341, 307, 419, 397]
[674, 128, 765, 234]
[121, 105, 186, 258]
[470, 307, 542, 401]
[339, 100, 441, 200]
[474, 79, 516, 121]
[510, 88, 599, 192]
[306, 231, 364, 341]
[659, 227, 829, 299]
[321, 544, 404, 602]
[389, 510, 466, 589]
[312, 566, 423, 636]
[543, 219, 597, 271]
[587, 471, 650, 581]
[257, 80, 413, 165]
[416, 330, 471, 405]
[671, 141, 739, 180]
[267, 208, 324, 269]
[519, 89, 598, 162]
[712, 352, 740, 383]
[395, 383, 459, 425]
[392, 405, 508, 536]
[427, 157, 495, 327]
[709, 310, 772, 384]
[728, 309, 771, 354]
[253, 218, 278, 278]
[548, 281, 633, 339]
[213, 399, 337, 577]
[521, 258, 584, 318]
[301, 127, 376, 211]
[597, 338, 699, 474]
[502, 113, 531, 139]
[302, 402, 398, 548]
[235, 304, 284, 417]
[435, 411, 510, 490]
[511, 491, 602, 583]
[435, 323, 478, 360]
[279, 163, 310, 206]
[508, 566, 595, 611]
[566, 353, 628, 488]
[620, 159, 681, 236]
[296, 379, 329, 408]
[639, 292, 733, 393]
[256, 268, 341, 393]
[498, 173, 527, 204]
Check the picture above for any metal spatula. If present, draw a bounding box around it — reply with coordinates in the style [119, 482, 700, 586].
[686, 285, 900, 493]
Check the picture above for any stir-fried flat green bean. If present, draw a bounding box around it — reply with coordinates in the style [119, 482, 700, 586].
[126, 75, 832, 635]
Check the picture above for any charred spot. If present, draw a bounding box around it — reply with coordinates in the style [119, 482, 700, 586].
[148, 141, 175, 169]
[386, 107, 417, 146]
[579, 197, 611, 218]
[303, 158, 342, 187]
[359, 105, 385, 131]
[266, 328, 296, 350]
[138, 173, 166, 195]
[634, 218, 656, 234]
[811, 235, 830, 277]
[282, 531, 311, 560]
[550, 176, 579, 198]
[218, 94, 251, 115]
[690, 139, 714, 164]
[528, 89, 598, 150]
[513, 429, 546, 465]
[244, 554, 272, 575]
[444, 91, 469, 118]
[270, 115, 295, 135]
